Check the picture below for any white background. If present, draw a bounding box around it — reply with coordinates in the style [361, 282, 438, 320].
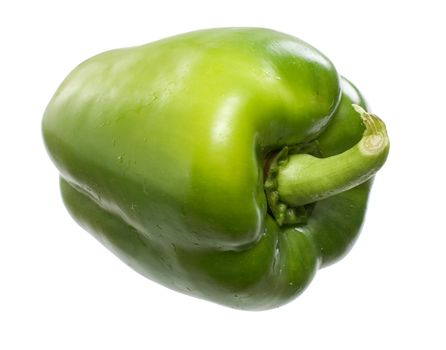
[1, 1, 445, 349]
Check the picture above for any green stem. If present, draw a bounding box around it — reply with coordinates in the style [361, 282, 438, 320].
[278, 105, 389, 207]
[264, 105, 389, 225]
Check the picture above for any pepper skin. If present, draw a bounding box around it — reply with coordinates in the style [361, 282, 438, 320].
[42, 28, 389, 310]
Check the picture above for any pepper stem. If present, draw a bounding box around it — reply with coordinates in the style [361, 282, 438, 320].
[265, 105, 389, 225]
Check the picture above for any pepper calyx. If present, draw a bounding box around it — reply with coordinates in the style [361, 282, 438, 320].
[264, 147, 313, 226]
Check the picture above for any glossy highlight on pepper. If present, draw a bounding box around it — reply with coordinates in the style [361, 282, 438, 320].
[42, 28, 389, 310]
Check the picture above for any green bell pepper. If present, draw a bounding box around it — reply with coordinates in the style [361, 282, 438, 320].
[42, 28, 389, 310]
